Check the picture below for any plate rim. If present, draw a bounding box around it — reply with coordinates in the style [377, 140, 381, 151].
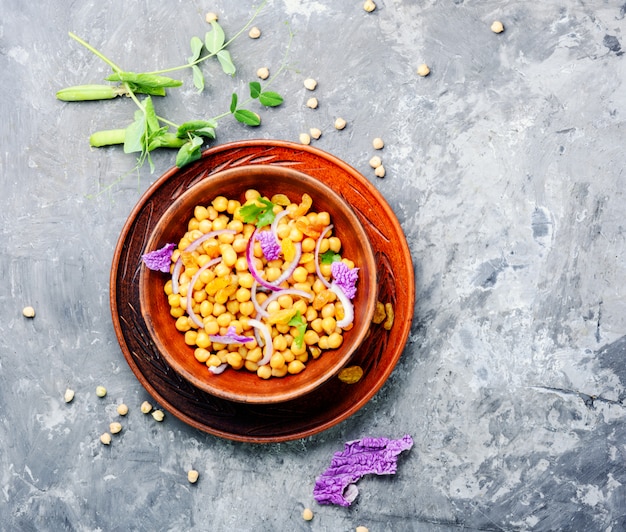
[110, 139, 415, 443]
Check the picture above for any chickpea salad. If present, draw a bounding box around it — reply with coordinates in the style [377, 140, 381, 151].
[142, 189, 360, 379]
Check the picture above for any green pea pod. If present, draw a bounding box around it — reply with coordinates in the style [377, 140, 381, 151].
[56, 84, 123, 101]
[176, 120, 217, 138]
[105, 72, 183, 89]
[148, 133, 188, 151]
[90, 129, 126, 147]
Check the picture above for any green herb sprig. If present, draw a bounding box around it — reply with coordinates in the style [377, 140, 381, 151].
[57, 2, 291, 175]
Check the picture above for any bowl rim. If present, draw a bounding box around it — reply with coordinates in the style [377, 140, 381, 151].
[138, 163, 378, 403]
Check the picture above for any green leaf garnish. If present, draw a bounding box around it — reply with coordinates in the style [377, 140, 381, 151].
[217, 49, 236, 75]
[320, 250, 341, 264]
[233, 109, 261, 126]
[191, 65, 205, 92]
[249, 81, 262, 99]
[205, 21, 226, 53]
[288, 311, 307, 349]
[240, 198, 276, 227]
[176, 135, 204, 168]
[258, 91, 284, 107]
[188, 36, 203, 63]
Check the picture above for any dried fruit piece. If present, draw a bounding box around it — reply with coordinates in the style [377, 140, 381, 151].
[338, 365, 364, 384]
[372, 301, 386, 324]
[383, 303, 394, 330]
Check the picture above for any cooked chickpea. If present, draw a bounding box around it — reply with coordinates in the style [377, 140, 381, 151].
[369, 155, 382, 169]
[96, 386, 107, 398]
[375, 165, 386, 178]
[205, 12, 218, 23]
[100, 433, 112, 445]
[306, 97, 318, 109]
[110, 422, 122, 434]
[248, 26, 261, 38]
[117, 403, 129, 416]
[303, 78, 317, 90]
[152, 410, 165, 422]
[64, 388, 75, 403]
[257, 67, 270, 80]
[309, 127, 322, 139]
[22, 306, 35, 318]
[417, 63, 430, 77]
[491, 20, 504, 33]
[302, 508, 314, 521]
[334, 117, 347, 130]
[257, 365, 272, 379]
[363, 0, 376, 12]
[140, 401, 153, 414]
[372, 137, 384, 149]
[299, 133, 311, 145]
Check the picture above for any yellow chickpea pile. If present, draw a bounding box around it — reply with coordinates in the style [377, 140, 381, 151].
[163, 189, 356, 379]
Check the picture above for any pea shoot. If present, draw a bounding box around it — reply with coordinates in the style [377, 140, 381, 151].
[57, 1, 290, 175]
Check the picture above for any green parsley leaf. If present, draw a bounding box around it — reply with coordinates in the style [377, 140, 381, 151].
[239, 198, 276, 227]
[288, 311, 307, 349]
[320, 250, 341, 264]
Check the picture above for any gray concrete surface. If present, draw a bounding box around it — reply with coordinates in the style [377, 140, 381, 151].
[2, 0, 626, 530]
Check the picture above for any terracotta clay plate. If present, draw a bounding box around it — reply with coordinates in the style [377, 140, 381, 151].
[110, 139, 415, 443]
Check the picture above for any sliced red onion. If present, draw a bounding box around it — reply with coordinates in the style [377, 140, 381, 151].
[260, 288, 313, 312]
[209, 363, 228, 375]
[272, 242, 302, 286]
[251, 281, 269, 319]
[186, 257, 222, 328]
[171, 229, 236, 294]
[246, 229, 283, 292]
[270, 209, 290, 241]
[248, 318, 274, 366]
[314, 225, 333, 289]
[329, 282, 354, 329]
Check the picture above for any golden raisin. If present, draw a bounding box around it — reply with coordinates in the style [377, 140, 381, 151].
[372, 301, 386, 324]
[383, 303, 395, 330]
[338, 366, 364, 384]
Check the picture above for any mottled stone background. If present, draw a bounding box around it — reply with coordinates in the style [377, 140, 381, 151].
[2, 0, 626, 530]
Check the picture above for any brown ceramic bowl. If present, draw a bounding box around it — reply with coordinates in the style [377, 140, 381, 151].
[139, 164, 377, 404]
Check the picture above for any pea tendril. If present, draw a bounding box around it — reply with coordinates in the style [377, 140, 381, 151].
[57, 1, 292, 188]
